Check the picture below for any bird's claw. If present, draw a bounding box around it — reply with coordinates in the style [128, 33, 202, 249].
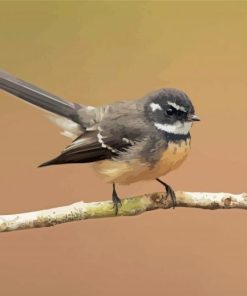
[164, 184, 176, 209]
[156, 178, 177, 209]
[112, 183, 122, 215]
[112, 193, 122, 215]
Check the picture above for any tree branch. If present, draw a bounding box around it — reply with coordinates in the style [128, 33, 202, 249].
[1, 191, 247, 232]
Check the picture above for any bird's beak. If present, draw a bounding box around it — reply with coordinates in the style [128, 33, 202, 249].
[188, 114, 200, 122]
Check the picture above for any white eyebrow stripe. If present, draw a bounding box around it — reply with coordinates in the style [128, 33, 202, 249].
[150, 102, 162, 112]
[167, 101, 186, 112]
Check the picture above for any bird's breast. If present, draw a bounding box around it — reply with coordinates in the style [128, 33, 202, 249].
[93, 139, 191, 185]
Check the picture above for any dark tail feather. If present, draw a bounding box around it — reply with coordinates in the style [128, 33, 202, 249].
[38, 158, 62, 168]
[39, 150, 108, 167]
[0, 70, 81, 123]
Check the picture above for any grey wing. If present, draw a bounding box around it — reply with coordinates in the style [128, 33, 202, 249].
[39, 131, 113, 166]
[39, 128, 137, 167]
[39, 101, 150, 167]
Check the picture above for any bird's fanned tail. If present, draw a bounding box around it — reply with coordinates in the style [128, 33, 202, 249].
[0, 70, 81, 122]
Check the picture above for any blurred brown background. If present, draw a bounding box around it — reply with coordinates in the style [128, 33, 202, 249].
[1, 1, 247, 295]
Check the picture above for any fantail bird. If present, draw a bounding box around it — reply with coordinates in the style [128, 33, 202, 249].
[0, 70, 200, 213]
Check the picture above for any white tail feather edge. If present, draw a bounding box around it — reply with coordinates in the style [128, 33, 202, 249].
[47, 114, 82, 139]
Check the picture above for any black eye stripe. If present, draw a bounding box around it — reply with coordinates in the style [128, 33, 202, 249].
[166, 106, 188, 116]
[177, 110, 183, 116]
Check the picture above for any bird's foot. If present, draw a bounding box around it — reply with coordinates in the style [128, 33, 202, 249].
[156, 179, 176, 209]
[112, 184, 122, 215]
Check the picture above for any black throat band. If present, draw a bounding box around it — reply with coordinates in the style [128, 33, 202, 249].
[165, 132, 191, 142]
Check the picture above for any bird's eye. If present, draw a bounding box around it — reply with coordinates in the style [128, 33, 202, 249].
[166, 108, 175, 116]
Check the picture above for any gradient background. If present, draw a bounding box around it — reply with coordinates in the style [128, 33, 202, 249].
[1, 2, 247, 295]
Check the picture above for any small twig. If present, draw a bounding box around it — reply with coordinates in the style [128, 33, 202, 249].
[0, 191, 246, 232]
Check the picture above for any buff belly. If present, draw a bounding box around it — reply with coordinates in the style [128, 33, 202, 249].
[93, 139, 191, 185]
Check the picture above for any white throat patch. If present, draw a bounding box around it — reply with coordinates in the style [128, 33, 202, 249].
[154, 121, 192, 135]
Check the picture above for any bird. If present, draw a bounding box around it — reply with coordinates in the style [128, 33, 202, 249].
[0, 70, 200, 214]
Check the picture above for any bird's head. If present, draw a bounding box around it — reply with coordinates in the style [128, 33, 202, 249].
[145, 88, 200, 135]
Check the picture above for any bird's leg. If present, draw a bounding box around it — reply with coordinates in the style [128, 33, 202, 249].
[156, 178, 176, 209]
[112, 183, 122, 215]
